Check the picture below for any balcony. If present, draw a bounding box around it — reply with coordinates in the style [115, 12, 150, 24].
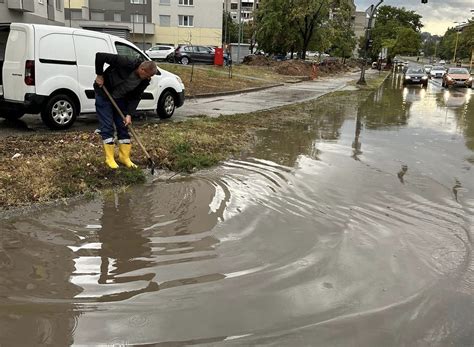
[7, 0, 35, 12]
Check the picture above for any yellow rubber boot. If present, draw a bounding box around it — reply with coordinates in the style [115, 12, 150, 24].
[103, 144, 119, 169]
[118, 143, 138, 168]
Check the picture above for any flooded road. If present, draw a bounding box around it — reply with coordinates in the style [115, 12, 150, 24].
[1, 74, 473, 346]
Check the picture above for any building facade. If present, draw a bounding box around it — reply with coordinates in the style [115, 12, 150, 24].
[223, 0, 258, 23]
[153, 0, 222, 47]
[0, 0, 65, 25]
[64, 0, 155, 50]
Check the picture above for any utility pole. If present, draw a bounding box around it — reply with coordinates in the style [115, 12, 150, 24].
[237, 0, 242, 64]
[357, 0, 383, 85]
[142, 0, 146, 51]
[68, 0, 72, 27]
[452, 29, 461, 63]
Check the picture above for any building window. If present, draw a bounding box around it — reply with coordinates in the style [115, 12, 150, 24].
[55, 0, 62, 10]
[178, 15, 194, 27]
[130, 0, 147, 4]
[178, 0, 193, 6]
[159, 15, 171, 27]
[91, 12, 105, 21]
[70, 10, 82, 20]
[131, 14, 147, 23]
[160, 0, 170, 4]
[114, 13, 122, 22]
[231, 3, 237, 9]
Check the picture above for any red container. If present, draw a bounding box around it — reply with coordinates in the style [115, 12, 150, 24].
[214, 47, 224, 66]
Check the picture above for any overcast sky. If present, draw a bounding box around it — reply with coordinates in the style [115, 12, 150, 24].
[354, 0, 474, 35]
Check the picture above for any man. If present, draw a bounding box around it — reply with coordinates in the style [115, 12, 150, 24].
[94, 53, 157, 169]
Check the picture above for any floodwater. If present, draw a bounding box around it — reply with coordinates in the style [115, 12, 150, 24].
[1, 74, 473, 346]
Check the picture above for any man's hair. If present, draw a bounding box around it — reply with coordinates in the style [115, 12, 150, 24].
[140, 61, 158, 74]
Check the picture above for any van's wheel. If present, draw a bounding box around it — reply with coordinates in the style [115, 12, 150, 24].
[157, 90, 176, 119]
[41, 94, 77, 130]
[180, 56, 190, 65]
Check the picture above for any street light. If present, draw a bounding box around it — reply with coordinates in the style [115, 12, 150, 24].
[357, 0, 384, 85]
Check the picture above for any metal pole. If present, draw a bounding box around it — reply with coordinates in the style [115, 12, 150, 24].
[237, 0, 242, 64]
[224, 1, 228, 47]
[132, 12, 136, 43]
[69, 0, 71, 27]
[357, 0, 383, 85]
[142, 1, 146, 51]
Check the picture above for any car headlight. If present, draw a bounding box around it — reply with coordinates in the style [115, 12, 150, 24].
[468, 77, 473, 82]
[447, 76, 452, 81]
[422, 76, 428, 79]
[405, 76, 411, 79]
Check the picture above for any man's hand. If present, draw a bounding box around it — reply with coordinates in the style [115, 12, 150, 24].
[95, 75, 104, 87]
[124, 115, 132, 127]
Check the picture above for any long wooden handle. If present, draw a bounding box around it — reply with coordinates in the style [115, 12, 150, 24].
[101, 85, 152, 160]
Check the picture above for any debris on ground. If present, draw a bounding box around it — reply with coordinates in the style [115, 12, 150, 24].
[243, 56, 360, 79]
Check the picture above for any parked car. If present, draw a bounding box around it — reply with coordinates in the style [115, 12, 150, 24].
[0, 23, 185, 129]
[145, 45, 175, 61]
[403, 67, 428, 87]
[172, 45, 214, 65]
[442, 67, 473, 88]
[429, 65, 446, 79]
[423, 64, 433, 74]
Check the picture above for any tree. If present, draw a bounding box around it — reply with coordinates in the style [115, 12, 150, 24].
[393, 27, 421, 55]
[222, 11, 239, 44]
[369, 5, 423, 60]
[328, 3, 357, 61]
[256, 0, 336, 59]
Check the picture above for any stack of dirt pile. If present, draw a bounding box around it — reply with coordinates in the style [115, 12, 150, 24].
[273, 60, 314, 77]
[242, 55, 272, 66]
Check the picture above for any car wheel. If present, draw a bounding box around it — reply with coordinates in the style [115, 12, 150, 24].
[41, 94, 77, 130]
[157, 90, 176, 119]
[181, 56, 190, 65]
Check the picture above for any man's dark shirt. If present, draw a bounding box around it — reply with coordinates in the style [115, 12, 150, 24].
[94, 53, 151, 116]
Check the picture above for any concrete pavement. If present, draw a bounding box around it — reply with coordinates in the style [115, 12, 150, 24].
[172, 70, 377, 120]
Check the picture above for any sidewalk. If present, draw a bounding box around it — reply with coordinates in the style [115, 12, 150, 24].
[173, 69, 380, 120]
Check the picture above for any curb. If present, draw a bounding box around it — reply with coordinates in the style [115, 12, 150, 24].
[190, 83, 285, 98]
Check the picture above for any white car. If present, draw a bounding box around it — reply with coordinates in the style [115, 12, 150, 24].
[0, 23, 185, 129]
[429, 65, 446, 79]
[145, 45, 175, 61]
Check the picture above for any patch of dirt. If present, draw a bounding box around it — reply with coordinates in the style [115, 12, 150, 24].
[243, 57, 359, 79]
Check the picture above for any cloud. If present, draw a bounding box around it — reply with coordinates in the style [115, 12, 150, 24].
[354, 0, 473, 35]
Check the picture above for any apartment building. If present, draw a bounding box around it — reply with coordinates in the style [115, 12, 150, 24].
[153, 0, 222, 46]
[64, 0, 155, 49]
[223, 0, 257, 22]
[0, 0, 65, 25]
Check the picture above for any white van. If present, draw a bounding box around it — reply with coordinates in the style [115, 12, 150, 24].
[0, 23, 185, 129]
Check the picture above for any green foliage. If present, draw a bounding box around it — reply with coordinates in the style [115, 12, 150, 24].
[256, 0, 356, 59]
[370, 5, 423, 60]
[222, 11, 239, 43]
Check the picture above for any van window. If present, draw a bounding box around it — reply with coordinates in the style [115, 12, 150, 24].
[39, 34, 75, 62]
[5, 29, 26, 61]
[74, 35, 110, 66]
[115, 42, 146, 61]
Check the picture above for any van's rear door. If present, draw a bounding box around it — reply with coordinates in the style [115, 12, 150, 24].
[73, 31, 114, 113]
[3, 23, 34, 101]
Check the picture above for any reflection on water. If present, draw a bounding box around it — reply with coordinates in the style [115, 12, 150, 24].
[1, 75, 473, 346]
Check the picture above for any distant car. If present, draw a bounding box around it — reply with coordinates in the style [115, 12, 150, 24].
[172, 45, 214, 65]
[442, 67, 473, 88]
[429, 65, 446, 78]
[403, 67, 428, 87]
[438, 60, 446, 65]
[145, 45, 174, 61]
[423, 64, 433, 74]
